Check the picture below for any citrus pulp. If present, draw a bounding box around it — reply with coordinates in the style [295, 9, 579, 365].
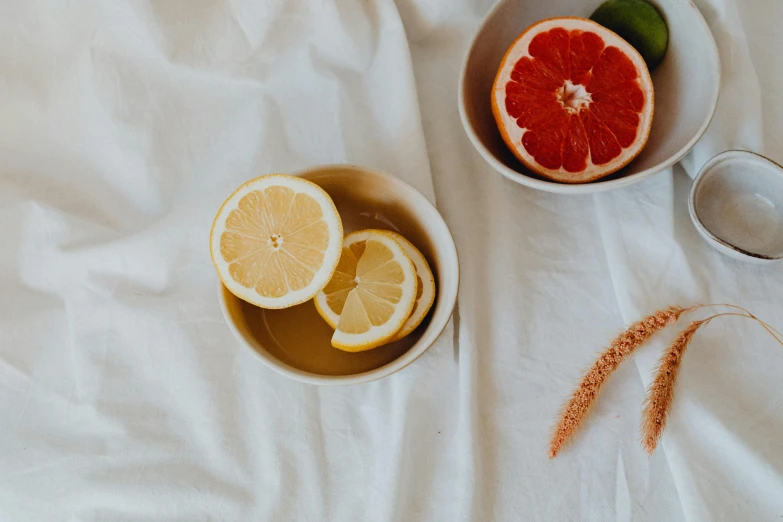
[492, 17, 654, 183]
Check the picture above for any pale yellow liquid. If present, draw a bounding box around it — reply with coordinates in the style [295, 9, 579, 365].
[235, 181, 437, 376]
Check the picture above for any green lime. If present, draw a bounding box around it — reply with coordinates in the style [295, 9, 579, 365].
[590, 0, 669, 70]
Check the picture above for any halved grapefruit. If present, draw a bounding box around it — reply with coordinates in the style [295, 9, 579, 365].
[491, 17, 654, 183]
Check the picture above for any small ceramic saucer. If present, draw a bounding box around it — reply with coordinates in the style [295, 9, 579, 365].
[689, 150, 783, 263]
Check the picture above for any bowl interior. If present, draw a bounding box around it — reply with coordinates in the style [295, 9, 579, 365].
[693, 152, 783, 259]
[460, 0, 720, 191]
[220, 165, 459, 383]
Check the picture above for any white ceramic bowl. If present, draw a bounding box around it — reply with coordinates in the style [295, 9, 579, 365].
[459, 0, 721, 194]
[689, 150, 783, 263]
[219, 165, 460, 385]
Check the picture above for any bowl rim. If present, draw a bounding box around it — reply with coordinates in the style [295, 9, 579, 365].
[218, 163, 461, 385]
[457, 0, 722, 194]
[688, 149, 783, 262]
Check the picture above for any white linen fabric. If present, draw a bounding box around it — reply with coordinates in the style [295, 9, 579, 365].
[1, 1, 781, 520]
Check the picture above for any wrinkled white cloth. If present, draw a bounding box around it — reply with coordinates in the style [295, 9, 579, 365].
[1, 1, 781, 521]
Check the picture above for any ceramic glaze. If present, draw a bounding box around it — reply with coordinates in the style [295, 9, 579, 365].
[219, 165, 460, 385]
[689, 150, 783, 263]
[458, 0, 721, 193]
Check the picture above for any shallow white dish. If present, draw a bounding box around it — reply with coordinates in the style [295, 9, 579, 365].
[459, 0, 721, 194]
[689, 150, 783, 263]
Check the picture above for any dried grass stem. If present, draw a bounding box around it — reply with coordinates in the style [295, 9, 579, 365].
[549, 306, 685, 458]
[641, 312, 783, 454]
[640, 319, 704, 454]
[550, 304, 782, 459]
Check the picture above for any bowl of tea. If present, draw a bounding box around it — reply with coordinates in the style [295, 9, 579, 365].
[210, 164, 459, 385]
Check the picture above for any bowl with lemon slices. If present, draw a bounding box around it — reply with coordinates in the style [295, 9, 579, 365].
[210, 165, 459, 385]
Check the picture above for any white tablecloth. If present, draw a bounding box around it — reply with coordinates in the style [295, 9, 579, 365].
[1, 1, 781, 520]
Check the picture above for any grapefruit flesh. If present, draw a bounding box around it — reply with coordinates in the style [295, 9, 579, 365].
[492, 17, 654, 183]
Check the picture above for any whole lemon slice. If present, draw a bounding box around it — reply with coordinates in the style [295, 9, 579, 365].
[210, 174, 343, 309]
[314, 230, 417, 352]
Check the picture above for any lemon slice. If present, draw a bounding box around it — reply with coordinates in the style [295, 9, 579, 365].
[314, 230, 417, 352]
[387, 232, 436, 341]
[210, 174, 343, 309]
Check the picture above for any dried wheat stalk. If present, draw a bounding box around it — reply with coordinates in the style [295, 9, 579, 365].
[550, 305, 783, 459]
[640, 319, 705, 454]
[549, 306, 686, 458]
[641, 312, 783, 454]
